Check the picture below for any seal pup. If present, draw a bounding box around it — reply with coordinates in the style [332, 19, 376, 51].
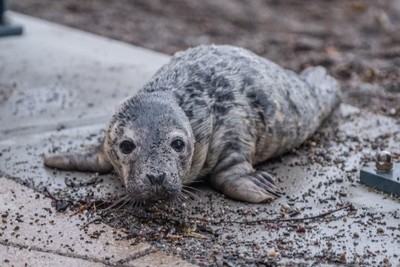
[44, 45, 340, 203]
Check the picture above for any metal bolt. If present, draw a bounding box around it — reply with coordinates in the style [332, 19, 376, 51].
[375, 150, 393, 172]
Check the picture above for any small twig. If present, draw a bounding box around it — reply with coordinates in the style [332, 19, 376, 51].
[271, 204, 354, 223]
[80, 216, 101, 229]
[188, 204, 355, 225]
[42, 187, 58, 201]
[70, 204, 89, 217]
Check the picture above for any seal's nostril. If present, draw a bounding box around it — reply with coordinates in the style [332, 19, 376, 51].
[160, 172, 166, 180]
[146, 174, 155, 185]
[147, 172, 166, 185]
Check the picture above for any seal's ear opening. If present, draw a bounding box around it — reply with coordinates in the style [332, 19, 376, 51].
[43, 145, 113, 174]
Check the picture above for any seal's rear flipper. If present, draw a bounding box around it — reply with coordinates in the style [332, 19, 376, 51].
[44, 145, 113, 174]
[300, 66, 341, 105]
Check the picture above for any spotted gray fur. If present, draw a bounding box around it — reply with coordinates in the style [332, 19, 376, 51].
[44, 45, 340, 203]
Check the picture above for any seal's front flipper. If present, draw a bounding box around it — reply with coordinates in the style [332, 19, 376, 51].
[44, 145, 113, 174]
[209, 162, 281, 203]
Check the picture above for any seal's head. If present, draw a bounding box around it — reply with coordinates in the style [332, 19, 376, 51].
[104, 92, 194, 201]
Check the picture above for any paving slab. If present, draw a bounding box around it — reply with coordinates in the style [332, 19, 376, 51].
[1, 12, 400, 267]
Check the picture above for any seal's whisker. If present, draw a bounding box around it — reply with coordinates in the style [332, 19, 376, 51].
[181, 186, 199, 194]
[133, 200, 143, 210]
[168, 196, 180, 207]
[103, 199, 124, 211]
[182, 194, 197, 204]
[104, 194, 132, 211]
[182, 185, 203, 193]
[181, 188, 199, 200]
[178, 191, 195, 204]
[180, 193, 197, 203]
[127, 200, 137, 210]
[176, 192, 188, 202]
[113, 200, 130, 211]
[170, 193, 183, 205]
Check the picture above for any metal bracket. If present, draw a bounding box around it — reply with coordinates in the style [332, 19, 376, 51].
[360, 162, 400, 197]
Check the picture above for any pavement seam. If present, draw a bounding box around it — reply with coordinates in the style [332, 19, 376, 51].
[0, 171, 41, 192]
[0, 115, 109, 141]
[0, 239, 136, 267]
[116, 246, 155, 264]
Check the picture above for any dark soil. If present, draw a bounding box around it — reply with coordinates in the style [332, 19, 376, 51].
[10, 0, 400, 119]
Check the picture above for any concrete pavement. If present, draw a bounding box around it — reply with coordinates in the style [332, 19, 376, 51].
[0, 12, 399, 266]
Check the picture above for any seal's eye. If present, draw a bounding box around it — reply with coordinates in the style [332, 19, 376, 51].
[171, 139, 185, 152]
[119, 140, 135, 154]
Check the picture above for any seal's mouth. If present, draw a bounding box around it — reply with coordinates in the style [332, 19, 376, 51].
[148, 186, 174, 200]
[124, 182, 181, 201]
[156, 184, 183, 199]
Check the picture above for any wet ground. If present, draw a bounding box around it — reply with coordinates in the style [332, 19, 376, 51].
[10, 0, 400, 119]
[1, 13, 400, 266]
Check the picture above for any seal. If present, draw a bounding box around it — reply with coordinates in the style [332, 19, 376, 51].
[44, 45, 340, 203]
